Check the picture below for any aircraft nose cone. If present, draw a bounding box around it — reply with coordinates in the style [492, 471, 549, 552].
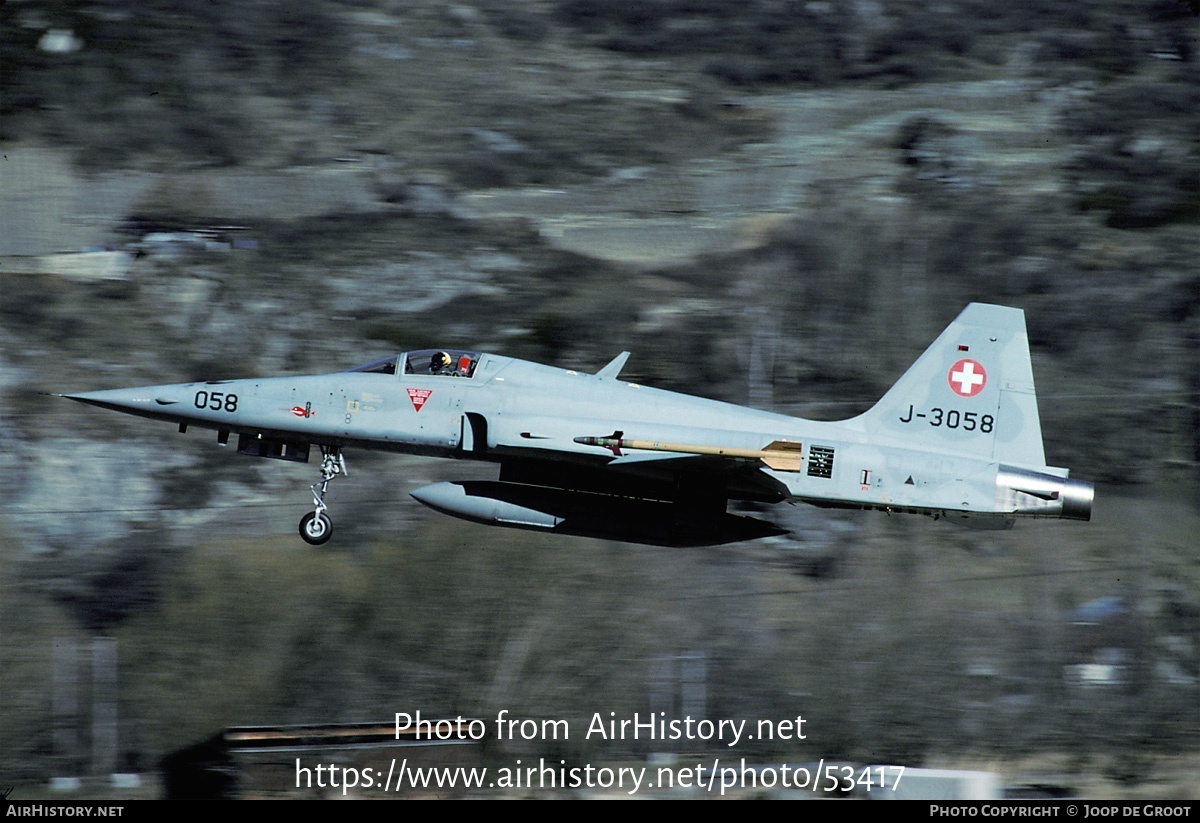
[59, 385, 195, 419]
[62, 387, 159, 412]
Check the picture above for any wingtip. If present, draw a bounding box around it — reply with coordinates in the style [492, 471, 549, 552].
[595, 351, 631, 380]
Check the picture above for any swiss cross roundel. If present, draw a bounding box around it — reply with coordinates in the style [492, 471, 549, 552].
[947, 359, 987, 397]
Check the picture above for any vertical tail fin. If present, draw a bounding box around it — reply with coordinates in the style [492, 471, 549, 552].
[853, 303, 1047, 467]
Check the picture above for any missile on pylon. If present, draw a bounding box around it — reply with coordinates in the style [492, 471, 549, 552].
[573, 431, 803, 472]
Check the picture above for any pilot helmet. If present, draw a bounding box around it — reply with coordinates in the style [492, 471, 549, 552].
[431, 351, 452, 371]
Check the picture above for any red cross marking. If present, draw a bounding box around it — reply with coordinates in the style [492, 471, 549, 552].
[948, 359, 986, 397]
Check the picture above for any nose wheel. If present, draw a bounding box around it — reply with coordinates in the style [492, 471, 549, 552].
[300, 448, 346, 545]
[300, 511, 333, 544]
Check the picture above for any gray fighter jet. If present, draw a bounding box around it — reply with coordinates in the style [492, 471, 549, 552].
[62, 303, 1092, 546]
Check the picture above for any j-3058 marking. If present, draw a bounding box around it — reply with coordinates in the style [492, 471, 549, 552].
[899, 405, 994, 432]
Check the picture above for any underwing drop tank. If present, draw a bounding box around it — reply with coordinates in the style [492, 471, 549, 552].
[409, 481, 786, 547]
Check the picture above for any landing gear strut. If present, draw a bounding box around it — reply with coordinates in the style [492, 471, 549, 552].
[300, 447, 346, 545]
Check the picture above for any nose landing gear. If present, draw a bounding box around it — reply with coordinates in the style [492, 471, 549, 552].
[300, 447, 346, 545]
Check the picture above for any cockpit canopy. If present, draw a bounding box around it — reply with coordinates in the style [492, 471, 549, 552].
[348, 349, 481, 378]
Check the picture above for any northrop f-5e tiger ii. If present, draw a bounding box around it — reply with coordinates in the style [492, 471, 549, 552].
[62, 303, 1092, 546]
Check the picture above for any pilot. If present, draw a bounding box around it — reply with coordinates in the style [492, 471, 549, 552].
[430, 351, 454, 375]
